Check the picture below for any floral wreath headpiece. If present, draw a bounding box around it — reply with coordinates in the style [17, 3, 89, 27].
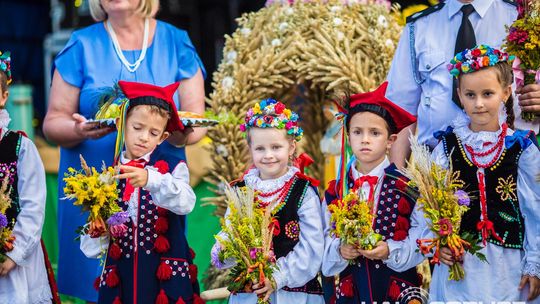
[239, 98, 303, 142]
[448, 44, 514, 78]
[0, 51, 12, 85]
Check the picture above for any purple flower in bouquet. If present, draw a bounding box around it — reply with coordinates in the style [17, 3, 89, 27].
[107, 211, 129, 226]
[454, 190, 470, 207]
[211, 246, 224, 268]
[0, 213, 7, 228]
[249, 247, 262, 260]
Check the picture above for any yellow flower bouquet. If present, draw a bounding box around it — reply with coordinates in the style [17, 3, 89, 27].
[503, 0, 540, 122]
[404, 137, 486, 281]
[214, 184, 278, 303]
[63, 155, 122, 238]
[327, 192, 382, 251]
[0, 178, 15, 263]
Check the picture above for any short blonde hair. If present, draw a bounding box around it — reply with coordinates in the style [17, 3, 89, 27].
[89, 0, 159, 22]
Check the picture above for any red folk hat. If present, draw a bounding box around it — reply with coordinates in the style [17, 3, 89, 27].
[118, 80, 184, 132]
[348, 81, 416, 133]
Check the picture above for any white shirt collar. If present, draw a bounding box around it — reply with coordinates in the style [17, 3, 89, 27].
[119, 151, 152, 165]
[448, 0, 494, 19]
[243, 166, 299, 194]
[451, 103, 507, 150]
[351, 156, 389, 181]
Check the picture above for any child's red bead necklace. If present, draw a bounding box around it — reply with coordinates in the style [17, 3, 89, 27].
[464, 123, 507, 169]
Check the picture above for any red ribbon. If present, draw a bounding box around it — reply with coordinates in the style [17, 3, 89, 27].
[269, 218, 281, 236]
[293, 152, 320, 187]
[476, 171, 504, 245]
[122, 159, 146, 202]
[353, 175, 378, 203]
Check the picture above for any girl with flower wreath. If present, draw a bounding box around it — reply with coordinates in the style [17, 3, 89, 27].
[321, 82, 427, 303]
[80, 80, 204, 304]
[210, 99, 325, 303]
[427, 44, 540, 302]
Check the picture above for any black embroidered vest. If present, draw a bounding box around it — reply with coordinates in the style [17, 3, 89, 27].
[0, 131, 22, 230]
[235, 175, 323, 295]
[442, 132, 524, 249]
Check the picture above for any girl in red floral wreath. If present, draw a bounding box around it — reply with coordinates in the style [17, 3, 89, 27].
[322, 82, 428, 303]
[80, 80, 204, 304]
[211, 99, 325, 303]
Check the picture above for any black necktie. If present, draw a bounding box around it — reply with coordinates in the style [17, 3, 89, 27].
[452, 4, 477, 106]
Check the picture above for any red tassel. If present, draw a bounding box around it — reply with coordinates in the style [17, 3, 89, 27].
[193, 294, 205, 304]
[156, 289, 169, 304]
[397, 198, 411, 215]
[93, 276, 101, 291]
[189, 247, 196, 259]
[106, 268, 120, 288]
[189, 264, 198, 283]
[157, 261, 173, 281]
[109, 242, 122, 260]
[175, 297, 186, 304]
[340, 275, 353, 297]
[388, 280, 401, 300]
[393, 230, 408, 241]
[155, 217, 169, 234]
[157, 207, 169, 217]
[154, 235, 170, 253]
[113, 296, 122, 304]
[396, 216, 410, 231]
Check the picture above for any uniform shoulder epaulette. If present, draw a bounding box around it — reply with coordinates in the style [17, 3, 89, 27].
[406, 2, 446, 23]
[502, 0, 517, 7]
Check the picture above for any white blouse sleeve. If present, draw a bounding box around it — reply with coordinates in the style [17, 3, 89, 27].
[6, 137, 46, 266]
[80, 234, 110, 259]
[321, 198, 348, 276]
[517, 143, 540, 278]
[272, 187, 324, 289]
[384, 203, 431, 271]
[145, 161, 196, 215]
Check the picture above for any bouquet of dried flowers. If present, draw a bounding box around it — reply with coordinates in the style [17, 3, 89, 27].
[0, 178, 15, 263]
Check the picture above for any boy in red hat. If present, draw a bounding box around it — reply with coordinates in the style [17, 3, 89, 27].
[80, 80, 204, 304]
[321, 82, 427, 303]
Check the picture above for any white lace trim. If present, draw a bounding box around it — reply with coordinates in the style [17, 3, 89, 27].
[522, 262, 540, 279]
[452, 105, 507, 151]
[0, 109, 10, 130]
[127, 188, 139, 224]
[243, 166, 299, 204]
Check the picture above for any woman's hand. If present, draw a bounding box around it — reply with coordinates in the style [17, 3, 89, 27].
[73, 113, 115, 140]
[115, 165, 149, 187]
[439, 247, 460, 266]
[340, 243, 362, 260]
[519, 275, 540, 301]
[253, 277, 276, 302]
[517, 83, 540, 115]
[358, 241, 390, 261]
[0, 257, 16, 276]
[167, 127, 194, 147]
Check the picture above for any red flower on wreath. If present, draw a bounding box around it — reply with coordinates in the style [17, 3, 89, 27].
[471, 48, 482, 57]
[274, 102, 286, 114]
[154, 160, 169, 174]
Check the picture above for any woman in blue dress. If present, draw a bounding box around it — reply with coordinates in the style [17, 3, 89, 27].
[42, 0, 206, 301]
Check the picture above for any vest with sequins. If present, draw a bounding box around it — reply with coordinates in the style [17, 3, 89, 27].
[441, 131, 525, 249]
[0, 131, 22, 230]
[324, 164, 421, 303]
[235, 174, 323, 295]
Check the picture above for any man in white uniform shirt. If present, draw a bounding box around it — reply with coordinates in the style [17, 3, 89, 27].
[385, 0, 540, 168]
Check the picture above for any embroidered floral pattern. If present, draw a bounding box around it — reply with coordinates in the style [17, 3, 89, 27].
[0, 161, 16, 185]
[284, 220, 300, 241]
[496, 175, 517, 201]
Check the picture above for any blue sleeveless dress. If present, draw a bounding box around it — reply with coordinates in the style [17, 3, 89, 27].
[53, 20, 205, 301]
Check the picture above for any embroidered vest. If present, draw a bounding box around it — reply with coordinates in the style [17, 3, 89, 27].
[0, 131, 22, 229]
[324, 164, 420, 302]
[442, 132, 525, 248]
[235, 175, 323, 295]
